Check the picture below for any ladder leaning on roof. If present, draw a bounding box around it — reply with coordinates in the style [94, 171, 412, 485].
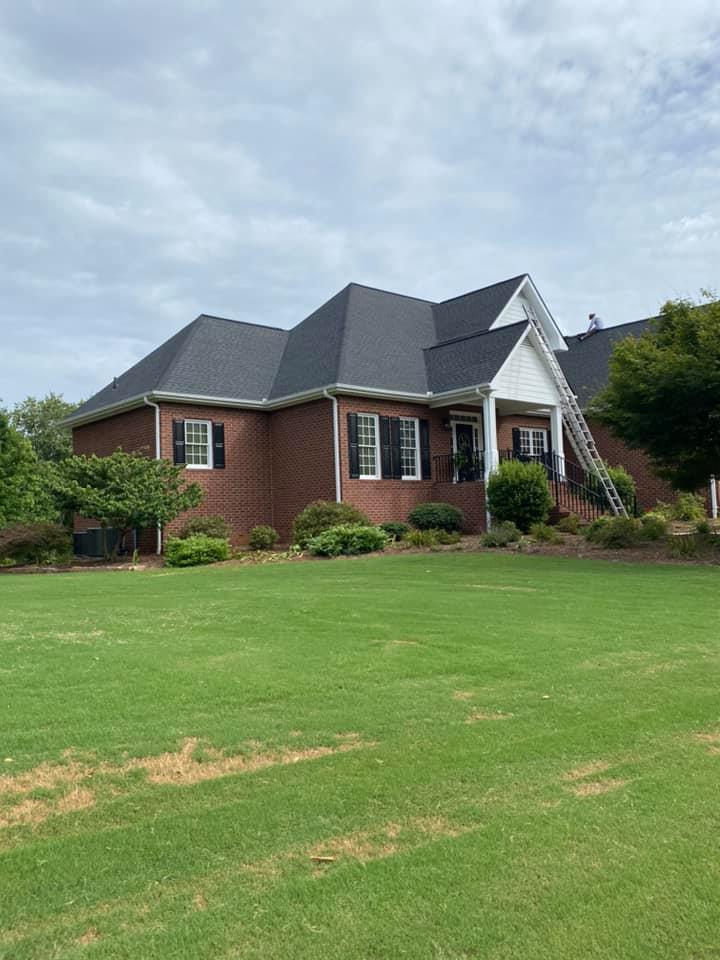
[521, 304, 628, 518]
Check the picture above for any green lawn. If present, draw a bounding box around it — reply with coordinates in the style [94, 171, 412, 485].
[1, 553, 719, 959]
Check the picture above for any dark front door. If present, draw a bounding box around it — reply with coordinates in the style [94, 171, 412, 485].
[454, 423, 476, 481]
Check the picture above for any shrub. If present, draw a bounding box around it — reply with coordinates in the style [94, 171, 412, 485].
[674, 492, 706, 522]
[292, 501, 370, 548]
[529, 522, 562, 544]
[248, 525, 279, 550]
[179, 515, 230, 540]
[695, 518, 713, 535]
[556, 514, 580, 534]
[667, 533, 716, 559]
[379, 521, 411, 541]
[407, 502, 464, 533]
[307, 524, 387, 557]
[480, 520, 521, 548]
[486, 460, 552, 532]
[0, 522, 72, 566]
[640, 512, 669, 540]
[165, 535, 230, 567]
[405, 528, 462, 548]
[585, 515, 641, 548]
[605, 465, 637, 512]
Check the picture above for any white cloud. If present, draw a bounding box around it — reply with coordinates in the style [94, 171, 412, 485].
[0, 0, 718, 400]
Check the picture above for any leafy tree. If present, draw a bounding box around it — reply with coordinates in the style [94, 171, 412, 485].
[589, 294, 720, 490]
[0, 411, 56, 525]
[9, 393, 78, 462]
[50, 451, 204, 556]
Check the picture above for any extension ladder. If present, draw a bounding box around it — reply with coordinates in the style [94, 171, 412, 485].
[521, 304, 627, 517]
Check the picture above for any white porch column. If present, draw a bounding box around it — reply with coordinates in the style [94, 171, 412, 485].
[482, 393, 499, 481]
[710, 476, 718, 519]
[550, 404, 566, 478]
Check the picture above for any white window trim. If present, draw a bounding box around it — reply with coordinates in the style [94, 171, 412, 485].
[357, 413, 380, 480]
[184, 418, 213, 470]
[399, 416, 421, 481]
[518, 427, 548, 458]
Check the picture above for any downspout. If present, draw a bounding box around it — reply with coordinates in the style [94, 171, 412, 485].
[323, 389, 342, 503]
[143, 396, 163, 555]
[711, 475, 718, 520]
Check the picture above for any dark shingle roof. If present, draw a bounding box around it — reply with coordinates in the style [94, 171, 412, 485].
[425, 322, 529, 394]
[71, 315, 289, 418]
[558, 318, 658, 407]
[432, 275, 525, 342]
[69, 274, 564, 422]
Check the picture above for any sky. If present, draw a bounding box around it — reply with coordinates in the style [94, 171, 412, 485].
[1, 0, 718, 407]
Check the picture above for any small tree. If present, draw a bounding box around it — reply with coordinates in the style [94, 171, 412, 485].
[0, 410, 56, 525]
[9, 393, 78, 463]
[486, 460, 552, 532]
[50, 451, 203, 557]
[589, 294, 720, 490]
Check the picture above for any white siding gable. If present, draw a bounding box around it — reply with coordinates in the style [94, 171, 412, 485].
[494, 293, 532, 328]
[491, 333, 560, 405]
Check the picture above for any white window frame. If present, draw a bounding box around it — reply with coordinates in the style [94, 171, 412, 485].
[184, 419, 213, 470]
[399, 416, 421, 481]
[357, 413, 380, 480]
[518, 427, 548, 458]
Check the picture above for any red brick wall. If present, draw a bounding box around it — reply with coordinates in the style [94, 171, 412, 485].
[336, 396, 487, 532]
[270, 399, 336, 540]
[157, 403, 272, 545]
[585, 418, 675, 512]
[73, 405, 155, 458]
[496, 414, 551, 454]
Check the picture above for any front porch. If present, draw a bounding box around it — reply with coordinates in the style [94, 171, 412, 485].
[430, 398, 614, 521]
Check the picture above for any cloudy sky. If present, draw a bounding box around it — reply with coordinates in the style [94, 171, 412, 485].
[1, 0, 718, 406]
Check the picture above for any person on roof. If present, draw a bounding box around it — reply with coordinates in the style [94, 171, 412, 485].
[578, 312, 605, 340]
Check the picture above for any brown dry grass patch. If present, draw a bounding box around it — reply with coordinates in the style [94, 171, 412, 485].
[470, 584, 538, 593]
[0, 787, 95, 829]
[0, 736, 372, 798]
[571, 779, 628, 798]
[77, 927, 101, 946]
[192, 892, 208, 911]
[309, 816, 473, 865]
[465, 711, 513, 723]
[562, 760, 610, 782]
[452, 691, 474, 701]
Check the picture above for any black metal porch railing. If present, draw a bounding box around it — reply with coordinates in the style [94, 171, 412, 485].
[432, 451, 485, 483]
[498, 449, 636, 519]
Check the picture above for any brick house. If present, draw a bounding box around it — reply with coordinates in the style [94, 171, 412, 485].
[65, 274, 674, 549]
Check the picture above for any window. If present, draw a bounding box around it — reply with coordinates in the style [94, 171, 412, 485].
[399, 417, 419, 479]
[357, 414, 379, 478]
[184, 419, 212, 468]
[519, 428, 547, 458]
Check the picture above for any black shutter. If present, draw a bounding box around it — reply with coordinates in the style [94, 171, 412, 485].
[347, 413, 360, 479]
[173, 420, 186, 464]
[419, 418, 431, 480]
[512, 427, 521, 457]
[213, 422, 225, 469]
[390, 417, 402, 479]
[545, 428, 552, 467]
[380, 417, 392, 478]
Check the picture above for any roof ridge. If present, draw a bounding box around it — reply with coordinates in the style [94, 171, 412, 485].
[198, 313, 287, 332]
[426, 319, 529, 351]
[347, 281, 435, 304]
[155, 318, 206, 392]
[435, 274, 528, 308]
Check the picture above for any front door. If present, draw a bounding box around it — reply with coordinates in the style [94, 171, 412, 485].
[454, 422, 476, 481]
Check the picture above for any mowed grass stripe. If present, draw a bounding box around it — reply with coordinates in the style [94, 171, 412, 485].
[0, 553, 719, 958]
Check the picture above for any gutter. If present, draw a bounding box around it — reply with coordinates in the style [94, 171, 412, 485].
[143, 396, 163, 555]
[323, 389, 342, 503]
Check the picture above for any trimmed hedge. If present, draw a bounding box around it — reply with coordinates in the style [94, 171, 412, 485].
[307, 524, 387, 557]
[292, 501, 370, 548]
[486, 460, 552, 532]
[165, 535, 230, 567]
[407, 502, 464, 533]
[248, 525, 279, 550]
